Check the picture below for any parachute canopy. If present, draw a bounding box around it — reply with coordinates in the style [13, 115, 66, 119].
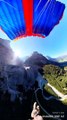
[0, 0, 65, 40]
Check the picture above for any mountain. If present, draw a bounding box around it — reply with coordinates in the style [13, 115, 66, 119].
[47, 55, 67, 67]
[46, 56, 57, 62]
[0, 43, 46, 119]
[0, 38, 23, 65]
[24, 52, 64, 70]
[24, 51, 49, 67]
[47, 55, 67, 62]
[24, 52, 67, 68]
[0, 47, 67, 119]
[56, 55, 67, 62]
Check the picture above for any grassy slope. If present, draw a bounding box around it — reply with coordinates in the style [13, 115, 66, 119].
[43, 64, 67, 95]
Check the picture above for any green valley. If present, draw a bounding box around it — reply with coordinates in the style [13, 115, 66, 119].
[43, 64, 67, 95]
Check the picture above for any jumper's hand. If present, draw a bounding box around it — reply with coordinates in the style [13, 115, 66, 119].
[31, 102, 43, 120]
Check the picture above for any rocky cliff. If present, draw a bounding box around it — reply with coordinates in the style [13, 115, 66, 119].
[24, 51, 49, 70]
[0, 38, 23, 65]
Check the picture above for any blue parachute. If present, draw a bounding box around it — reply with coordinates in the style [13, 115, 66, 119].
[0, 0, 65, 40]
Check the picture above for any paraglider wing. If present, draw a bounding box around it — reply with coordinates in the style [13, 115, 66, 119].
[33, 0, 65, 37]
[0, 0, 26, 40]
[0, 0, 65, 40]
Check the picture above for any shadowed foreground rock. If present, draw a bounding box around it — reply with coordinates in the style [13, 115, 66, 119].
[0, 64, 41, 120]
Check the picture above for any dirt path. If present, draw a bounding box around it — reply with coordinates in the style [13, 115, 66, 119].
[47, 83, 67, 100]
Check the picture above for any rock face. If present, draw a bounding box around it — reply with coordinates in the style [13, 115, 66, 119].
[0, 38, 14, 64]
[0, 40, 47, 119]
[0, 63, 46, 119]
[0, 38, 23, 65]
[0, 65, 38, 101]
[24, 52, 49, 68]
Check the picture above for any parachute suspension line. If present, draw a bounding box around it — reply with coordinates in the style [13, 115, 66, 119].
[38, 0, 53, 33]
[35, 0, 51, 23]
[34, 0, 51, 31]
[41, 0, 56, 33]
[42, 0, 59, 34]
[8, 0, 24, 36]
[15, 0, 25, 35]
[11, 0, 22, 36]
[34, 2, 48, 26]
[0, 0, 17, 10]
[34, 88, 51, 115]
[34, 88, 60, 120]
[0, 0, 65, 39]
[0, 20, 15, 39]
[9, 0, 21, 36]
[0, 0, 23, 38]
[0, 1, 18, 38]
[0, 20, 14, 36]
[35, 0, 42, 12]
[0, 7, 16, 39]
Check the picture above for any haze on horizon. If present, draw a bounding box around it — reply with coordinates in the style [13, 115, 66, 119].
[0, 0, 67, 58]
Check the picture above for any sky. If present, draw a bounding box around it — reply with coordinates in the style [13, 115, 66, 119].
[0, 0, 67, 58]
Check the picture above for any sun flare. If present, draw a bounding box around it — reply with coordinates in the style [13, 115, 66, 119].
[14, 50, 22, 58]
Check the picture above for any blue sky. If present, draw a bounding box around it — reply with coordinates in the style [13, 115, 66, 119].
[0, 0, 67, 58]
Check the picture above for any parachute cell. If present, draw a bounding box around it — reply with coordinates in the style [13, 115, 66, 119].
[33, 0, 65, 36]
[0, 0, 65, 40]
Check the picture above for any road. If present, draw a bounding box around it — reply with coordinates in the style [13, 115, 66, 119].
[47, 83, 67, 100]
